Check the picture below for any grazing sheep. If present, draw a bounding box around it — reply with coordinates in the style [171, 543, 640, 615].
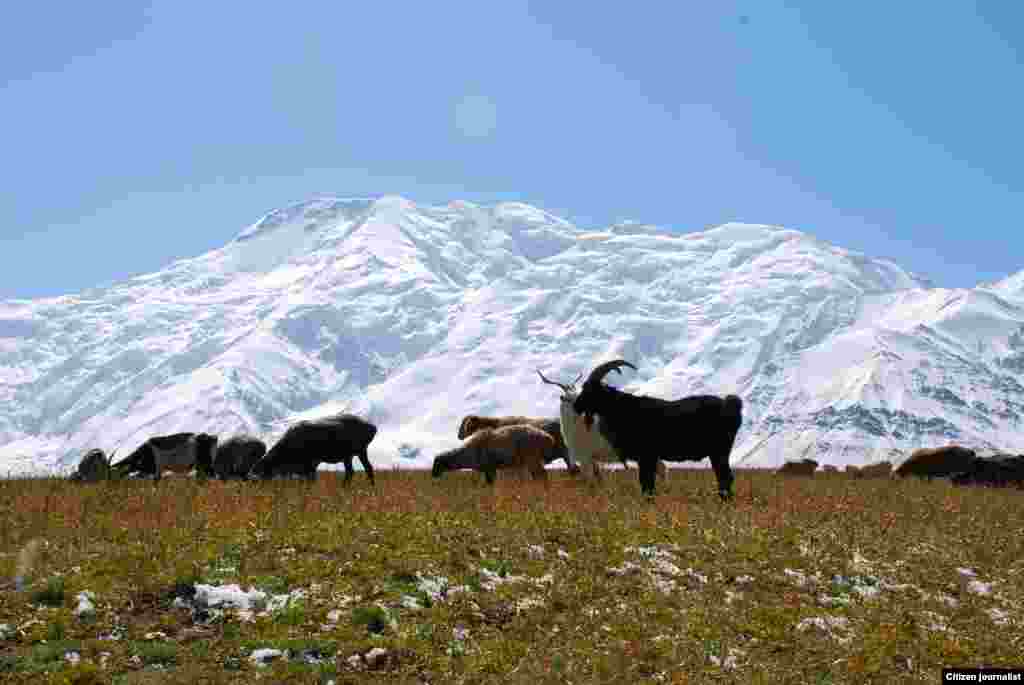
[776, 458, 818, 476]
[822, 465, 839, 474]
[857, 461, 893, 479]
[432, 424, 554, 484]
[895, 445, 978, 479]
[537, 370, 666, 481]
[457, 414, 580, 474]
[112, 433, 218, 481]
[845, 464, 861, 477]
[213, 435, 267, 480]
[69, 449, 114, 482]
[571, 360, 743, 499]
[249, 413, 377, 484]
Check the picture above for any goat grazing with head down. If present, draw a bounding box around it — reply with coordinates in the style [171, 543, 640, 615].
[571, 360, 743, 499]
[249, 413, 377, 484]
[69, 448, 116, 482]
[776, 458, 818, 476]
[457, 414, 580, 474]
[112, 433, 218, 481]
[537, 370, 666, 482]
[213, 435, 267, 480]
[432, 424, 554, 484]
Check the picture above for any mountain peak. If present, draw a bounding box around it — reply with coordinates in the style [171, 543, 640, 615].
[988, 269, 1024, 301]
[235, 196, 380, 243]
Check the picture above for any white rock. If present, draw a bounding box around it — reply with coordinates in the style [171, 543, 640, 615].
[796, 616, 852, 644]
[74, 591, 96, 617]
[365, 647, 389, 668]
[401, 595, 423, 610]
[708, 647, 745, 670]
[988, 608, 1011, 626]
[249, 648, 285, 667]
[416, 574, 450, 602]
[64, 651, 81, 666]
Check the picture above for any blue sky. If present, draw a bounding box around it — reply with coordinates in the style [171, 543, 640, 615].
[1, 1, 1021, 298]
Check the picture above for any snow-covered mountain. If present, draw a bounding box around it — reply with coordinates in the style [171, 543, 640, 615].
[2, 195, 1023, 475]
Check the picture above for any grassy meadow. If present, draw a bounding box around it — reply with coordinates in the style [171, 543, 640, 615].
[0, 467, 1022, 684]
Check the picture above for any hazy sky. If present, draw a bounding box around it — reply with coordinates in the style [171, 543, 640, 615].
[2, 2, 1021, 298]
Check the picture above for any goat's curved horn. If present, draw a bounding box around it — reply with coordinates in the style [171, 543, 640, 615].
[537, 369, 574, 393]
[583, 359, 636, 386]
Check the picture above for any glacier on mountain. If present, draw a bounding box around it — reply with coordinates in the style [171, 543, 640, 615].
[1, 195, 1022, 475]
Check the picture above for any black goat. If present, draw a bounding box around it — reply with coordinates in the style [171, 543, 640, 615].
[571, 359, 743, 499]
[249, 413, 377, 484]
[111, 433, 218, 481]
[213, 435, 267, 480]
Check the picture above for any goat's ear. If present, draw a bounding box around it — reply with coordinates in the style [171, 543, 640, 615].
[458, 417, 471, 439]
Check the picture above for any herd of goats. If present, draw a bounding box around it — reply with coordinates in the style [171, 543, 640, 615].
[66, 359, 1024, 496]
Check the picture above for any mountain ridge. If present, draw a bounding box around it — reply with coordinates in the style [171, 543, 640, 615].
[1, 196, 1022, 474]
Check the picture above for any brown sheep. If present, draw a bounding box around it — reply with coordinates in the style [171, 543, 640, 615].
[857, 461, 893, 479]
[845, 464, 862, 477]
[433, 424, 554, 484]
[776, 458, 818, 476]
[458, 414, 580, 474]
[895, 445, 977, 479]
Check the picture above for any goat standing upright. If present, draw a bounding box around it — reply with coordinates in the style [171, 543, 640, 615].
[537, 370, 667, 481]
[571, 360, 743, 499]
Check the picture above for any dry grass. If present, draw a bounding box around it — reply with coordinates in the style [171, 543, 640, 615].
[0, 468, 1022, 684]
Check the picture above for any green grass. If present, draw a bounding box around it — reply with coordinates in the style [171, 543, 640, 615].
[0, 469, 1021, 683]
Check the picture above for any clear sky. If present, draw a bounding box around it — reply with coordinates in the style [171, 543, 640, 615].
[1, 2, 1021, 298]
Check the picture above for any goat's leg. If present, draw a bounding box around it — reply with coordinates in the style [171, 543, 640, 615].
[710, 454, 734, 501]
[637, 458, 657, 496]
[341, 456, 354, 485]
[482, 466, 496, 485]
[357, 449, 375, 486]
